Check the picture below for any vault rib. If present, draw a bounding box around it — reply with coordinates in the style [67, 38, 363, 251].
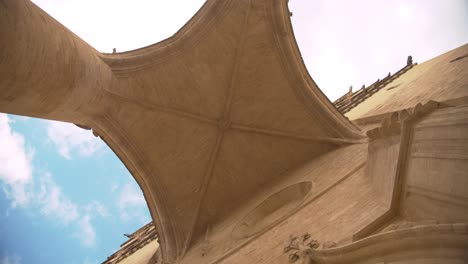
[181, 0, 253, 255]
[265, 0, 363, 140]
[100, 1, 235, 73]
[86, 115, 179, 259]
[222, 0, 252, 121]
[104, 88, 218, 125]
[181, 131, 224, 256]
[174, 54, 224, 120]
[231, 123, 367, 144]
[0, 1, 374, 262]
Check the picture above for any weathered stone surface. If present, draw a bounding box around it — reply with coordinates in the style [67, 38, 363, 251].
[1, 0, 467, 263]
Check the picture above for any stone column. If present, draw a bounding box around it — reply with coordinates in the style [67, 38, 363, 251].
[0, 0, 113, 123]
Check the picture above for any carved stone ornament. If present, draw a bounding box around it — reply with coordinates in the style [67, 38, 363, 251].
[283, 233, 335, 264]
[366, 100, 449, 139]
[74, 123, 101, 138]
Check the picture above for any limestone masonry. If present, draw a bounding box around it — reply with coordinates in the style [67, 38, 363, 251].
[1, 0, 467, 263]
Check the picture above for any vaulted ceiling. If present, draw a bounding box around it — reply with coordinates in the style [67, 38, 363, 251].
[0, 0, 363, 262]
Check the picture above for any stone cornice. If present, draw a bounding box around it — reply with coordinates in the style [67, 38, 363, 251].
[312, 223, 468, 263]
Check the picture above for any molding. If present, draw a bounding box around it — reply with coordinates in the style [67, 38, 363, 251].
[407, 185, 468, 209]
[99, 1, 235, 75]
[366, 100, 449, 140]
[411, 152, 468, 160]
[209, 162, 366, 264]
[182, 131, 224, 256]
[104, 88, 218, 125]
[354, 101, 450, 241]
[182, 1, 252, 254]
[313, 223, 468, 264]
[87, 115, 180, 263]
[231, 123, 367, 145]
[266, 0, 365, 141]
[221, 0, 251, 121]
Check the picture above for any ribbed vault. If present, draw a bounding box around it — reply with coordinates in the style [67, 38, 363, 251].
[0, 0, 363, 262]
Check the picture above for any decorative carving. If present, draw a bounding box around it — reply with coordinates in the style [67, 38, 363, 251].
[321, 241, 337, 249]
[74, 123, 91, 130]
[407, 55, 413, 65]
[200, 226, 212, 257]
[74, 123, 101, 138]
[366, 100, 449, 139]
[217, 118, 231, 132]
[366, 111, 401, 139]
[333, 59, 417, 114]
[104, 222, 159, 264]
[346, 86, 353, 103]
[282, 224, 468, 264]
[283, 233, 335, 263]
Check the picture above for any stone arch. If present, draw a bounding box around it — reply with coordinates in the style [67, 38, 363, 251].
[1, 1, 365, 263]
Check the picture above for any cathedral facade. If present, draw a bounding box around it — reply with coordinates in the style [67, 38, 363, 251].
[1, 0, 467, 263]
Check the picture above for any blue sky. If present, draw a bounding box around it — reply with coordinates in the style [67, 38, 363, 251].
[1, 1, 467, 264]
[0, 115, 151, 264]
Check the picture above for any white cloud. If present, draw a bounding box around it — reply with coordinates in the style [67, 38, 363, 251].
[82, 257, 98, 264]
[0, 115, 107, 249]
[118, 182, 146, 209]
[0, 253, 22, 264]
[289, 0, 468, 101]
[46, 120, 104, 159]
[110, 183, 119, 193]
[118, 182, 148, 221]
[74, 201, 112, 248]
[36, 172, 79, 225]
[0, 114, 33, 207]
[34, 176, 107, 247]
[85, 200, 109, 218]
[73, 215, 96, 248]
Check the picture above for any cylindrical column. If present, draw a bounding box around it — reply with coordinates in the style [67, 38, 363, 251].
[0, 0, 113, 122]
